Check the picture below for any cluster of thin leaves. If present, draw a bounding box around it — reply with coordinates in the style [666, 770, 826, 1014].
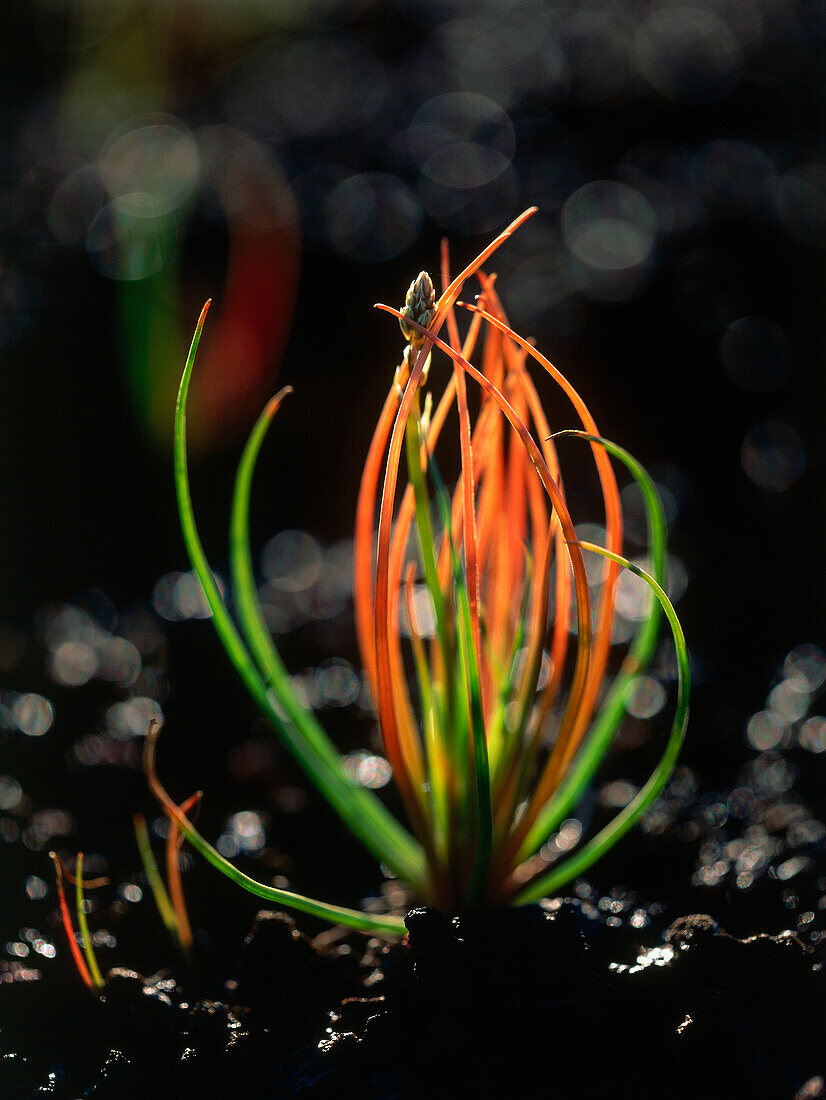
[58, 210, 690, 950]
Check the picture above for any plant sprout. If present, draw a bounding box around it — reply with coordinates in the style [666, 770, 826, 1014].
[146, 208, 689, 938]
[133, 789, 201, 957]
[49, 852, 109, 991]
[50, 788, 199, 989]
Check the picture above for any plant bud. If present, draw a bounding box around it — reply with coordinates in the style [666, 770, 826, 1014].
[399, 271, 436, 343]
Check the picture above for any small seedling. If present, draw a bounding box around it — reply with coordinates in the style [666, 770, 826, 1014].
[146, 207, 689, 937]
[52, 786, 200, 987]
[49, 852, 109, 991]
[133, 789, 201, 957]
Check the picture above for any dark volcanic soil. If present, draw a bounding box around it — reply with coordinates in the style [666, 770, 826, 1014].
[2, 901, 822, 1099]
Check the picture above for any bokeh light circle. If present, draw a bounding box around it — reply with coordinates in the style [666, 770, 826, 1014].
[99, 119, 200, 217]
[720, 316, 792, 393]
[741, 421, 806, 492]
[635, 7, 743, 105]
[562, 180, 657, 301]
[324, 172, 421, 263]
[774, 163, 826, 247]
[408, 93, 515, 190]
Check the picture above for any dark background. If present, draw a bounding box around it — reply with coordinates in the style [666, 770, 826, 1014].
[0, 0, 824, 1009]
[2, 1, 824, 685]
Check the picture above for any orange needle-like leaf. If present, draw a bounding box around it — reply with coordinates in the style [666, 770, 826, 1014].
[166, 790, 202, 952]
[521, 371, 571, 720]
[375, 306, 595, 871]
[433, 208, 537, 325]
[373, 220, 536, 842]
[355, 383, 403, 698]
[441, 239, 484, 718]
[458, 302, 623, 828]
[373, 348, 434, 837]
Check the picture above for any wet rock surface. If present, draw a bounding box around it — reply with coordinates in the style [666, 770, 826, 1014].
[2, 902, 822, 1098]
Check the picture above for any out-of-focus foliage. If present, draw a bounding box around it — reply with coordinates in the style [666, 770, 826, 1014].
[6, 0, 823, 462]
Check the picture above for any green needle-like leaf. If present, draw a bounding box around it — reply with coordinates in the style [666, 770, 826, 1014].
[145, 725, 406, 937]
[515, 545, 690, 903]
[75, 854, 104, 991]
[133, 814, 179, 939]
[429, 454, 492, 904]
[172, 811, 406, 936]
[519, 433, 668, 859]
[174, 305, 426, 889]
